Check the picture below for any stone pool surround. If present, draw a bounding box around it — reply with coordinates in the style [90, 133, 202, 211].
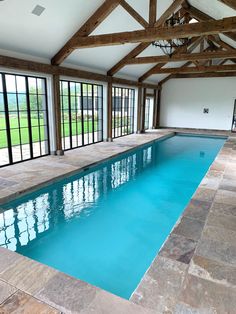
[0, 129, 235, 313]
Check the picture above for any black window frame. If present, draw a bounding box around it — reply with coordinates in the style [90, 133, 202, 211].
[60, 80, 103, 151]
[0, 72, 50, 168]
[145, 97, 151, 130]
[231, 99, 236, 133]
[112, 86, 135, 139]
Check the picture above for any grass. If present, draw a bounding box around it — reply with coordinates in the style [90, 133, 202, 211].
[0, 114, 132, 149]
[0, 115, 97, 149]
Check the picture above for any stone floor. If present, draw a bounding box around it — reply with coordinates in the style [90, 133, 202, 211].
[0, 129, 236, 313]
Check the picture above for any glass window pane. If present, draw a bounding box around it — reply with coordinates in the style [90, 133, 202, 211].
[61, 81, 68, 95]
[31, 114, 39, 127]
[19, 112, 29, 128]
[28, 77, 37, 94]
[60, 80, 103, 150]
[0, 74, 49, 167]
[30, 94, 38, 110]
[0, 93, 4, 112]
[10, 129, 20, 146]
[7, 94, 17, 111]
[0, 75, 3, 93]
[9, 114, 19, 129]
[12, 145, 21, 163]
[32, 127, 40, 143]
[0, 113, 6, 130]
[5, 75, 16, 93]
[18, 94, 27, 111]
[20, 128, 29, 145]
[37, 78, 45, 94]
[22, 144, 31, 160]
[0, 129, 8, 149]
[16, 76, 26, 93]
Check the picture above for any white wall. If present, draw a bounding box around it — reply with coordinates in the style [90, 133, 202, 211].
[160, 78, 236, 131]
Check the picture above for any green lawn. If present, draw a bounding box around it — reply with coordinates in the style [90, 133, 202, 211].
[0, 115, 98, 149]
[0, 114, 133, 149]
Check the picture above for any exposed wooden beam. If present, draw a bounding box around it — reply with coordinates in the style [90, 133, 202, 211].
[53, 74, 63, 154]
[218, 58, 229, 65]
[154, 0, 186, 27]
[51, 0, 122, 65]
[107, 43, 151, 76]
[139, 36, 203, 82]
[159, 74, 176, 85]
[217, 0, 236, 10]
[107, 0, 186, 76]
[209, 35, 235, 51]
[170, 71, 236, 78]
[153, 63, 236, 74]
[200, 37, 205, 52]
[120, 0, 149, 28]
[0, 55, 158, 89]
[158, 55, 210, 85]
[183, 1, 236, 42]
[149, 0, 157, 26]
[73, 17, 236, 49]
[127, 50, 236, 64]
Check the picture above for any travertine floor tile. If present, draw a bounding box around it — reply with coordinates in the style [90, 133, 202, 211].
[180, 275, 236, 313]
[131, 256, 187, 311]
[0, 257, 58, 295]
[172, 217, 205, 242]
[159, 234, 197, 264]
[206, 212, 236, 232]
[210, 202, 236, 217]
[0, 280, 17, 305]
[202, 225, 236, 245]
[189, 255, 236, 288]
[214, 189, 236, 205]
[36, 272, 97, 313]
[183, 199, 211, 222]
[0, 290, 59, 314]
[196, 237, 236, 267]
[192, 188, 216, 202]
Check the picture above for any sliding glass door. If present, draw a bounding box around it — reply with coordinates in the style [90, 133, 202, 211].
[112, 87, 135, 138]
[60, 80, 103, 150]
[144, 98, 151, 130]
[0, 72, 50, 167]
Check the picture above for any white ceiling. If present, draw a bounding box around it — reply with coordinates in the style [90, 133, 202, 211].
[0, 0, 235, 84]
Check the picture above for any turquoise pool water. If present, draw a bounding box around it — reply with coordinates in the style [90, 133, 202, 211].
[0, 135, 225, 299]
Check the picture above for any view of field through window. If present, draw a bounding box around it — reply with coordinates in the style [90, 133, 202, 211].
[0, 73, 50, 167]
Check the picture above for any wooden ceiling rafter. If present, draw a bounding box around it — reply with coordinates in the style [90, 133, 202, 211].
[51, 0, 123, 66]
[158, 41, 230, 84]
[182, 1, 236, 42]
[107, 0, 186, 76]
[169, 71, 236, 79]
[209, 35, 235, 51]
[126, 50, 236, 64]
[0, 54, 158, 89]
[120, 0, 149, 28]
[138, 36, 204, 82]
[158, 2, 236, 86]
[152, 63, 236, 74]
[217, 0, 236, 11]
[71, 16, 236, 49]
[149, 0, 157, 26]
[49, 0, 236, 87]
